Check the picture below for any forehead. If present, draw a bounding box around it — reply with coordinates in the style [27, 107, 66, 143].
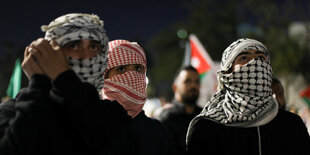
[107, 43, 146, 70]
[177, 70, 199, 81]
[220, 39, 270, 71]
[60, 39, 100, 48]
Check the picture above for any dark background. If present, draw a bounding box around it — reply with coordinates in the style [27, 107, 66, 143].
[0, 0, 188, 50]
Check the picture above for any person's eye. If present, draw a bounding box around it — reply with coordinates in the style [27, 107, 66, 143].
[239, 56, 248, 62]
[116, 66, 126, 73]
[64, 42, 78, 50]
[184, 79, 190, 84]
[135, 65, 145, 73]
[258, 55, 266, 61]
[135, 65, 142, 71]
[90, 44, 101, 51]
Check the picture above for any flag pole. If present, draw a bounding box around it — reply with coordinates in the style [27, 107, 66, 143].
[182, 41, 191, 66]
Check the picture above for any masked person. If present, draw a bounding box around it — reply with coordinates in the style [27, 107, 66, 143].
[101, 40, 168, 155]
[158, 65, 201, 155]
[0, 13, 137, 154]
[186, 38, 310, 155]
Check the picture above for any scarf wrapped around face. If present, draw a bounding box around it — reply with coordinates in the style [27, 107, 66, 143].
[41, 13, 109, 91]
[187, 39, 278, 141]
[101, 40, 147, 118]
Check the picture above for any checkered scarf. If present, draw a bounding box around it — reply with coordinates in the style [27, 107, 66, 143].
[101, 40, 147, 118]
[41, 13, 109, 91]
[187, 38, 278, 131]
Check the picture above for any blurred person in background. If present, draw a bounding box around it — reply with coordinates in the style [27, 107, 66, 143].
[158, 65, 201, 155]
[102, 39, 168, 155]
[0, 13, 137, 154]
[272, 77, 286, 110]
[186, 38, 310, 155]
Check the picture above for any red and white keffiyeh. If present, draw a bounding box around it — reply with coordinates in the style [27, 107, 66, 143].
[101, 40, 147, 118]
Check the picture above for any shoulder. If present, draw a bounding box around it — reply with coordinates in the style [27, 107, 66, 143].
[0, 99, 16, 115]
[133, 111, 168, 141]
[187, 117, 224, 141]
[158, 104, 180, 118]
[100, 99, 132, 122]
[191, 117, 222, 131]
[186, 117, 226, 147]
[0, 99, 17, 125]
[187, 116, 239, 140]
[135, 111, 167, 130]
[160, 103, 175, 113]
[271, 110, 310, 151]
[100, 99, 127, 113]
[267, 109, 309, 135]
[274, 109, 304, 124]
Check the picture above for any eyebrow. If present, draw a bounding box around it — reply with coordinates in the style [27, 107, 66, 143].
[63, 40, 81, 47]
[236, 50, 265, 57]
[255, 51, 265, 55]
[236, 51, 250, 57]
[90, 40, 101, 44]
[63, 40, 101, 46]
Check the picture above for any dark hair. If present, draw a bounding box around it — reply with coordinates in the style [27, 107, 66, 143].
[272, 77, 281, 86]
[173, 65, 198, 83]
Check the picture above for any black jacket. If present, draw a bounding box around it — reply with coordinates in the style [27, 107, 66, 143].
[0, 70, 138, 155]
[158, 101, 202, 155]
[132, 110, 168, 155]
[186, 109, 310, 155]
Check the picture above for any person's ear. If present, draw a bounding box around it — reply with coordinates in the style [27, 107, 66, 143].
[172, 84, 177, 93]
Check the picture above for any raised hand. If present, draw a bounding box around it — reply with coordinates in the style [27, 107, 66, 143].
[22, 46, 45, 79]
[28, 38, 70, 80]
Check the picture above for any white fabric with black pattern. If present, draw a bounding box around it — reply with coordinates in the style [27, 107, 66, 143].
[220, 38, 270, 70]
[187, 38, 278, 131]
[41, 13, 108, 91]
[67, 53, 106, 90]
[203, 58, 278, 126]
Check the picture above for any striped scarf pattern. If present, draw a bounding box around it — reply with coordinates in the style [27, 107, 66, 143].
[101, 40, 147, 118]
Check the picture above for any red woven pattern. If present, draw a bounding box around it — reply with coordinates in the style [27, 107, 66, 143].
[107, 40, 146, 70]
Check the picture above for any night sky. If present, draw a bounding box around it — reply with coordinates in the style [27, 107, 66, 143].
[0, 0, 188, 54]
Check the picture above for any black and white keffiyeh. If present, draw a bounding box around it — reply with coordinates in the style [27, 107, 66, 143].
[203, 58, 278, 126]
[41, 13, 108, 91]
[186, 39, 278, 142]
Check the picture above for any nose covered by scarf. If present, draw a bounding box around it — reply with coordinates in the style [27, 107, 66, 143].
[41, 13, 109, 91]
[101, 40, 147, 118]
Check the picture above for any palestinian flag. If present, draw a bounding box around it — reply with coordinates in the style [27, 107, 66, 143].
[300, 85, 310, 107]
[189, 34, 214, 79]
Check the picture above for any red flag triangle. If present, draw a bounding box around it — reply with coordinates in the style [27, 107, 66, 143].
[300, 86, 310, 98]
[189, 34, 213, 78]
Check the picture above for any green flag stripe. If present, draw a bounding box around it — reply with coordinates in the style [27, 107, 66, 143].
[6, 59, 22, 98]
[302, 97, 310, 108]
[199, 72, 207, 79]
